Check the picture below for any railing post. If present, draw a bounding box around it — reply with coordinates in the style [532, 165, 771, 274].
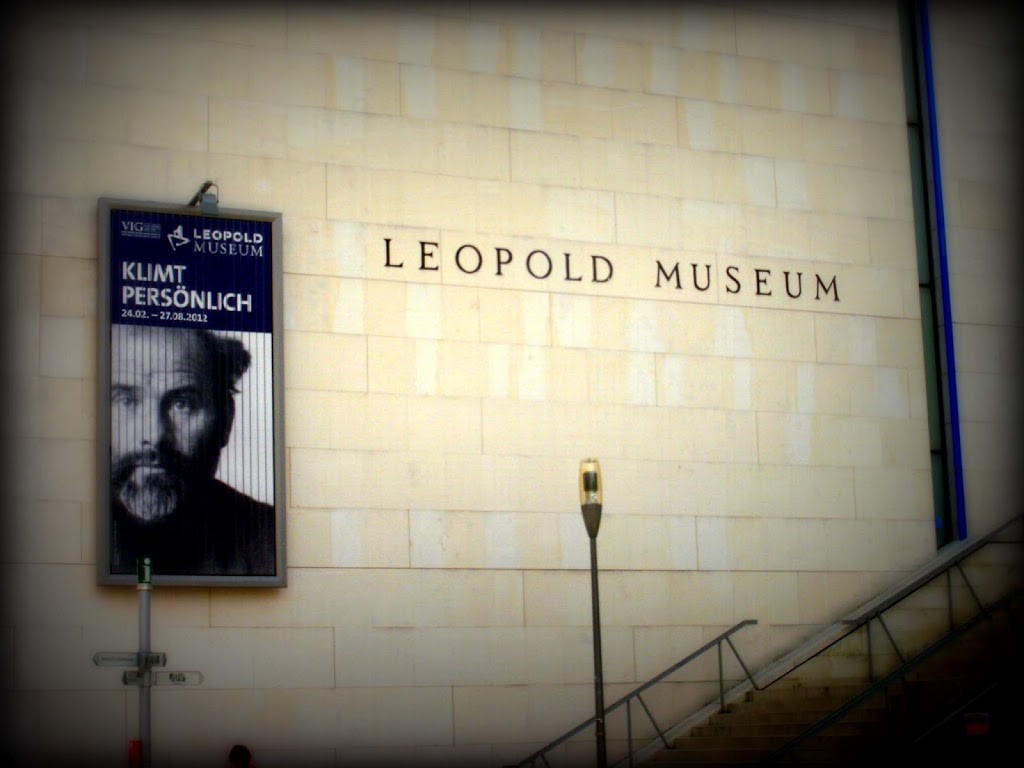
[946, 568, 954, 630]
[866, 619, 873, 682]
[626, 698, 633, 768]
[718, 641, 725, 713]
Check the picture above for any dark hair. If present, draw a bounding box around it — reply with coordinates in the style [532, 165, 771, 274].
[198, 330, 251, 399]
[195, 330, 251, 441]
[228, 743, 252, 766]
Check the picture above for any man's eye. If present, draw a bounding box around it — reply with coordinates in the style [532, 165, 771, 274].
[169, 395, 198, 412]
[165, 388, 204, 413]
[112, 389, 136, 406]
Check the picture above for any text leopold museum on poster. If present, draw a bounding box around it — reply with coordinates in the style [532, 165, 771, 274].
[117, 224, 268, 321]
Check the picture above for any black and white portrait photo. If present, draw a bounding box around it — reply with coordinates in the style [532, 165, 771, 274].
[108, 325, 275, 577]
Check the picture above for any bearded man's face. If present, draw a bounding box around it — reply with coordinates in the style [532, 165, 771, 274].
[110, 326, 224, 525]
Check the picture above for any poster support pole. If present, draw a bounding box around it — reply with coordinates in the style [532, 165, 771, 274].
[138, 557, 152, 768]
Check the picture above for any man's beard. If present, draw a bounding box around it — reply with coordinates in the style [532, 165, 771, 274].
[113, 454, 190, 526]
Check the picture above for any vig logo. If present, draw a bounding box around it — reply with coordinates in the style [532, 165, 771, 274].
[119, 220, 161, 239]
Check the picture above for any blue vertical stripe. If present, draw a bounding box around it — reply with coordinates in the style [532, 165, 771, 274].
[918, 1, 967, 540]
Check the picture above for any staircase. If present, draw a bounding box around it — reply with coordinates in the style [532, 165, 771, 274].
[646, 679, 891, 766]
[509, 514, 1023, 768]
[642, 584, 1023, 767]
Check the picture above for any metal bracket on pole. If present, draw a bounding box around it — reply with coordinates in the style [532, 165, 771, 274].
[92, 557, 203, 766]
[93, 651, 167, 668]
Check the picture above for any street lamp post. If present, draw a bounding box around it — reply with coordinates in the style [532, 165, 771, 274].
[579, 458, 607, 768]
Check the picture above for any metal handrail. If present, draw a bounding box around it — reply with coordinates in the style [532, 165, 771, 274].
[840, 514, 1023, 626]
[747, 513, 1024, 696]
[801, 513, 1020, 682]
[760, 513, 1023, 763]
[510, 619, 760, 768]
[763, 588, 1022, 763]
[507, 513, 1021, 768]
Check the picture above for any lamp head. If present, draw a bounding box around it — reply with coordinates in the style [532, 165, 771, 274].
[579, 458, 602, 538]
[579, 458, 602, 506]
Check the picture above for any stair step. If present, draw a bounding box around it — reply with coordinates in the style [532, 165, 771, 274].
[671, 730, 885, 749]
[728, 692, 878, 713]
[689, 718, 881, 740]
[707, 706, 884, 726]
[668, 734, 794, 750]
[652, 738, 890, 767]
[648, 746, 770, 763]
[746, 681, 868, 700]
[649, 745, 852, 765]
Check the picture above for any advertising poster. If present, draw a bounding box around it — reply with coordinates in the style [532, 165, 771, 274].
[98, 199, 285, 586]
